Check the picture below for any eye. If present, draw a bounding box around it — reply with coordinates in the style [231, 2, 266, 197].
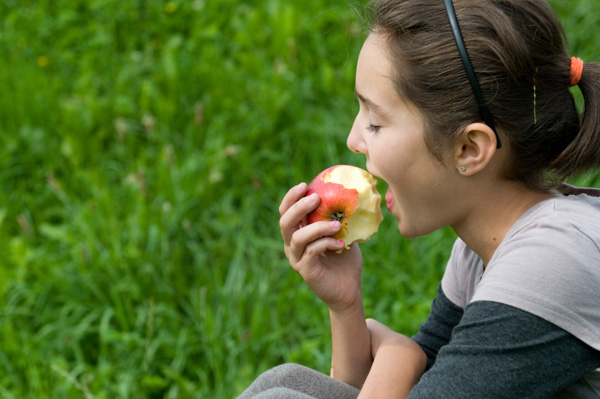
[366, 124, 381, 133]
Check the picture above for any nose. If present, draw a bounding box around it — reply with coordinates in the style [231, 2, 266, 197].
[347, 117, 367, 155]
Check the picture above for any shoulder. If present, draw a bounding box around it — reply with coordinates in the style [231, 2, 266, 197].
[516, 187, 600, 236]
[492, 192, 600, 269]
[473, 190, 600, 351]
[441, 238, 483, 309]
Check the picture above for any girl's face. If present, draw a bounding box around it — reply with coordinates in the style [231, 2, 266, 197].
[347, 33, 462, 238]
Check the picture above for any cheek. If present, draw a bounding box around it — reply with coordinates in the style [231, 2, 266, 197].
[380, 151, 411, 187]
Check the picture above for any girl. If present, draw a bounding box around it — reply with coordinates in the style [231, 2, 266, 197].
[238, 0, 600, 397]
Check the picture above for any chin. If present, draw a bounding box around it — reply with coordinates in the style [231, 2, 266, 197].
[397, 224, 419, 238]
[396, 219, 436, 239]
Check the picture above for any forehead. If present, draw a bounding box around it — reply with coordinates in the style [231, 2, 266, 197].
[359, 33, 390, 59]
[356, 33, 403, 110]
[357, 33, 393, 79]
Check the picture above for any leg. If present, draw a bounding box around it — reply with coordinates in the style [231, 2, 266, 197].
[236, 363, 360, 399]
[240, 387, 317, 399]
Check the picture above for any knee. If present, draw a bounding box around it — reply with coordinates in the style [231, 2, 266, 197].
[259, 363, 308, 385]
[251, 387, 305, 399]
[237, 364, 311, 399]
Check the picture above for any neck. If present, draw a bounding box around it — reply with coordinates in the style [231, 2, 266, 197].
[451, 181, 556, 265]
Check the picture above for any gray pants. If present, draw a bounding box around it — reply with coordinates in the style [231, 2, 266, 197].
[236, 363, 360, 399]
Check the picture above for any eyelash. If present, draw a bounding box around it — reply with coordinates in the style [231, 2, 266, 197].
[366, 124, 381, 133]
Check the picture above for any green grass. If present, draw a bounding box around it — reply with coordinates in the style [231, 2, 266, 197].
[0, 1, 599, 398]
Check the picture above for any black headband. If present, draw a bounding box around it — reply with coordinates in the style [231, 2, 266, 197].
[444, 0, 502, 148]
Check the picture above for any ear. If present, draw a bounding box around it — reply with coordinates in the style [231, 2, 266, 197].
[453, 123, 498, 175]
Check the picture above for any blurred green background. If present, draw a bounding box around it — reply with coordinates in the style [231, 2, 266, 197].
[0, 0, 598, 398]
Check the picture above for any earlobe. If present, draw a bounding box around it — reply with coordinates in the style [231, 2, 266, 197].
[455, 123, 498, 175]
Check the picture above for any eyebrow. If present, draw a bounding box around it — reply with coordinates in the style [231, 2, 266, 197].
[354, 88, 385, 114]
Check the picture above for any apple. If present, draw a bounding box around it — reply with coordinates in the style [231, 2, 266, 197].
[306, 165, 383, 250]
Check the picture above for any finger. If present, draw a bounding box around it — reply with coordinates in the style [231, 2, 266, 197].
[279, 182, 307, 216]
[288, 235, 344, 273]
[280, 192, 320, 245]
[288, 221, 343, 263]
[292, 237, 346, 276]
[306, 235, 346, 259]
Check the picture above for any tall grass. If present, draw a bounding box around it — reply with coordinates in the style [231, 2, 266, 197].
[0, 1, 598, 398]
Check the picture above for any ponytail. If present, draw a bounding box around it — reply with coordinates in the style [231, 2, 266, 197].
[552, 62, 600, 179]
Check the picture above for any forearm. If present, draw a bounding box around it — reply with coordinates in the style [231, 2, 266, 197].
[329, 296, 372, 389]
[358, 337, 427, 399]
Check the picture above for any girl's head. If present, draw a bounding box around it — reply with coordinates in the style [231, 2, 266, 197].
[365, 0, 600, 190]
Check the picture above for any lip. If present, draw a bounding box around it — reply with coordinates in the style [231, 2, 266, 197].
[385, 186, 394, 211]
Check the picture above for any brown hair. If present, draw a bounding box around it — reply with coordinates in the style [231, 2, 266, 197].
[367, 0, 600, 189]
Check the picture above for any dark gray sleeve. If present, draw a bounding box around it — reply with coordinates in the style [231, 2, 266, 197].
[408, 300, 600, 399]
[411, 284, 464, 370]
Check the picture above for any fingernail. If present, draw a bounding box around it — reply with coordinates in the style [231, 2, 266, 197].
[331, 221, 340, 228]
[338, 240, 345, 246]
[297, 182, 306, 192]
[308, 193, 317, 202]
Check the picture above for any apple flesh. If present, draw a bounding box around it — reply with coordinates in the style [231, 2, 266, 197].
[306, 165, 383, 250]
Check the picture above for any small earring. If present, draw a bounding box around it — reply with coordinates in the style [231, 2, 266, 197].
[461, 167, 467, 172]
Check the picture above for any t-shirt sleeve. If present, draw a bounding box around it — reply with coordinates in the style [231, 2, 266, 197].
[472, 219, 600, 352]
[440, 238, 484, 309]
[408, 301, 600, 399]
[411, 285, 463, 371]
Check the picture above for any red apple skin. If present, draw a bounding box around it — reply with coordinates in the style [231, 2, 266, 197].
[305, 166, 359, 239]
[307, 183, 358, 222]
[303, 165, 383, 250]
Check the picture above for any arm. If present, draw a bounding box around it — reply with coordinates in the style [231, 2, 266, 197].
[279, 184, 373, 388]
[352, 285, 463, 397]
[355, 284, 463, 397]
[408, 301, 600, 398]
[411, 285, 464, 370]
[329, 295, 372, 388]
[358, 319, 427, 399]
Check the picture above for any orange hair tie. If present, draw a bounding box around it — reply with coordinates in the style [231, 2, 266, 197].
[570, 57, 584, 87]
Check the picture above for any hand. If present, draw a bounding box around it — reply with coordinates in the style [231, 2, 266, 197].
[279, 182, 364, 312]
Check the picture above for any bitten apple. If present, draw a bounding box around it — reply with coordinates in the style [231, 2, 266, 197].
[305, 165, 383, 250]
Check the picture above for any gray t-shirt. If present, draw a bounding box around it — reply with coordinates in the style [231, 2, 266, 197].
[441, 186, 600, 396]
